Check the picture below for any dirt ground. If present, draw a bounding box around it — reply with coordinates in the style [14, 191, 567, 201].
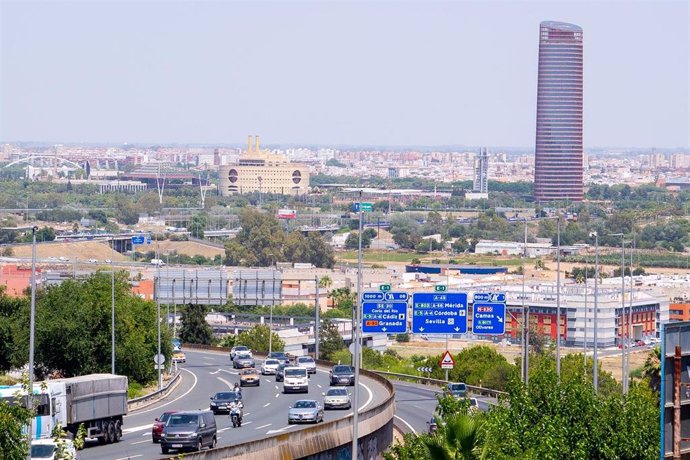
[10, 241, 129, 262]
[152, 240, 225, 259]
[390, 339, 652, 382]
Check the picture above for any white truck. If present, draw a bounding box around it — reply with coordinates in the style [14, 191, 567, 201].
[0, 373, 128, 444]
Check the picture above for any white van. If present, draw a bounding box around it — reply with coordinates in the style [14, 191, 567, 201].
[283, 366, 309, 393]
[151, 259, 165, 266]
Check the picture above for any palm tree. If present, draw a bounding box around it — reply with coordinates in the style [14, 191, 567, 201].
[642, 346, 661, 392]
[319, 275, 332, 290]
[423, 413, 486, 460]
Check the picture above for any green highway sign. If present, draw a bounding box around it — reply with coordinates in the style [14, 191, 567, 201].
[434, 285, 447, 292]
[379, 284, 391, 292]
[353, 202, 373, 212]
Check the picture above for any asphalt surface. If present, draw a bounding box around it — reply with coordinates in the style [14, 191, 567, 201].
[79, 349, 390, 460]
[392, 381, 494, 435]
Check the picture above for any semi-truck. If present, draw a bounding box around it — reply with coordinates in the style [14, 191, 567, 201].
[0, 373, 128, 444]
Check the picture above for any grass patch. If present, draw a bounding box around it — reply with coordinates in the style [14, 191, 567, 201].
[128, 382, 145, 399]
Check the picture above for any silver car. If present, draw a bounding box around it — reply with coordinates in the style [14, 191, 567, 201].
[233, 352, 255, 369]
[323, 387, 351, 410]
[288, 400, 324, 424]
[296, 356, 317, 374]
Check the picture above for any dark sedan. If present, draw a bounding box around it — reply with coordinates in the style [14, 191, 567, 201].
[275, 363, 288, 382]
[209, 391, 241, 414]
[329, 365, 355, 386]
[267, 351, 291, 365]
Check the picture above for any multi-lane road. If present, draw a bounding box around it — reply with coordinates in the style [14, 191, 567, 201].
[80, 349, 390, 460]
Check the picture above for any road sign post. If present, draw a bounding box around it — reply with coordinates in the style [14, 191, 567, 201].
[412, 292, 468, 334]
[434, 285, 447, 292]
[353, 202, 373, 212]
[131, 235, 145, 245]
[362, 292, 408, 334]
[472, 293, 507, 336]
[379, 284, 391, 292]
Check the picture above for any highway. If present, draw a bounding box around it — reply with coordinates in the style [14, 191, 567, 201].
[80, 349, 390, 460]
[392, 381, 495, 435]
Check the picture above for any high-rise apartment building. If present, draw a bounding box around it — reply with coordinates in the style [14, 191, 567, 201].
[534, 21, 584, 202]
[473, 147, 489, 194]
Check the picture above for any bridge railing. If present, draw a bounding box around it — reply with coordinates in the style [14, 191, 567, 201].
[370, 370, 508, 399]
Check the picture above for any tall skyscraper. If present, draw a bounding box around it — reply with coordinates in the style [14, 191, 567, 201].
[534, 21, 584, 202]
[473, 147, 489, 194]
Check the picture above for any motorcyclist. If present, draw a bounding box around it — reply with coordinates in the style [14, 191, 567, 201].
[228, 399, 244, 422]
[233, 382, 242, 395]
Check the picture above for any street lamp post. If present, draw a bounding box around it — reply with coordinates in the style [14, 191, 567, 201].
[111, 237, 115, 374]
[592, 231, 600, 394]
[315, 276, 320, 360]
[521, 222, 528, 383]
[352, 191, 364, 460]
[156, 261, 162, 390]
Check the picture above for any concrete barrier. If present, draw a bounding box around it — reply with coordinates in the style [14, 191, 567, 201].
[167, 344, 396, 459]
[128, 369, 181, 412]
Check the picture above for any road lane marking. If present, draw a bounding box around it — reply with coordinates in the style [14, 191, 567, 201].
[274, 385, 279, 390]
[394, 415, 417, 434]
[255, 423, 271, 430]
[122, 423, 152, 434]
[243, 421, 253, 426]
[219, 368, 239, 376]
[265, 379, 272, 383]
[217, 376, 234, 389]
[358, 381, 374, 411]
[218, 427, 232, 432]
[244, 412, 251, 416]
[275, 393, 280, 398]
[263, 402, 271, 407]
[115, 456, 142, 460]
[266, 425, 296, 435]
[204, 362, 213, 365]
[125, 368, 198, 416]
[317, 384, 322, 389]
[130, 439, 150, 445]
[210, 369, 221, 375]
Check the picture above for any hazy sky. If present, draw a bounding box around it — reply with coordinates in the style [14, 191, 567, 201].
[1, 0, 688, 148]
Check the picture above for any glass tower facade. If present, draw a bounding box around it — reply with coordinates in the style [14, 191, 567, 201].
[534, 21, 583, 202]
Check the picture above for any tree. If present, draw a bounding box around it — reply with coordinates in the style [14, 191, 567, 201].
[318, 276, 333, 291]
[319, 319, 345, 360]
[345, 231, 372, 250]
[424, 412, 486, 460]
[0, 287, 27, 372]
[642, 346, 661, 392]
[0, 390, 31, 459]
[236, 324, 284, 353]
[179, 304, 213, 345]
[189, 214, 207, 239]
[328, 287, 355, 310]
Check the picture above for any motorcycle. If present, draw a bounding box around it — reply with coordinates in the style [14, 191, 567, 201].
[230, 406, 243, 427]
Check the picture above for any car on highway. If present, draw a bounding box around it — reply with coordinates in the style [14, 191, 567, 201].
[30, 438, 76, 459]
[275, 363, 288, 382]
[283, 366, 309, 393]
[172, 351, 186, 363]
[239, 368, 260, 387]
[88, 258, 98, 264]
[468, 397, 479, 413]
[296, 355, 317, 374]
[152, 410, 177, 443]
[261, 358, 281, 375]
[329, 365, 355, 386]
[47, 256, 57, 261]
[209, 391, 241, 414]
[233, 352, 255, 369]
[105, 258, 112, 264]
[287, 400, 324, 424]
[445, 382, 467, 399]
[172, 338, 182, 351]
[267, 351, 290, 365]
[322, 387, 352, 410]
[230, 345, 251, 360]
[160, 410, 217, 454]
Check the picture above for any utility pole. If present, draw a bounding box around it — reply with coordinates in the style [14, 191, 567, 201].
[522, 222, 529, 384]
[352, 191, 363, 460]
[156, 261, 162, 390]
[627, 236, 635, 394]
[583, 263, 588, 372]
[621, 239, 627, 394]
[111, 237, 115, 374]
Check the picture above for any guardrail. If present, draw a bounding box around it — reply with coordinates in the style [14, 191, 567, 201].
[370, 370, 508, 399]
[172, 344, 396, 460]
[127, 369, 181, 411]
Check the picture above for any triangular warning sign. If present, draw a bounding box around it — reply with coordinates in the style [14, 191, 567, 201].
[440, 351, 455, 369]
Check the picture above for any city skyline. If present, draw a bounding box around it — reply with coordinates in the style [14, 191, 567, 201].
[1, 1, 688, 148]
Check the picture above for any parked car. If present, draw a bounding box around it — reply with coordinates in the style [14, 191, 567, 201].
[209, 391, 241, 414]
[239, 368, 260, 387]
[230, 345, 251, 360]
[30, 438, 76, 459]
[288, 400, 324, 424]
[329, 365, 355, 386]
[323, 387, 352, 410]
[160, 410, 217, 454]
[275, 363, 288, 382]
[152, 410, 177, 443]
[267, 351, 290, 365]
[233, 352, 255, 369]
[445, 382, 467, 399]
[172, 351, 186, 363]
[296, 356, 317, 374]
[261, 358, 281, 375]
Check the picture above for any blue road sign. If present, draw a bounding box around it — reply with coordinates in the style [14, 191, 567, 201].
[131, 235, 145, 245]
[362, 292, 409, 302]
[362, 301, 407, 333]
[473, 292, 506, 303]
[472, 293, 506, 335]
[411, 292, 468, 334]
[146, 234, 152, 244]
